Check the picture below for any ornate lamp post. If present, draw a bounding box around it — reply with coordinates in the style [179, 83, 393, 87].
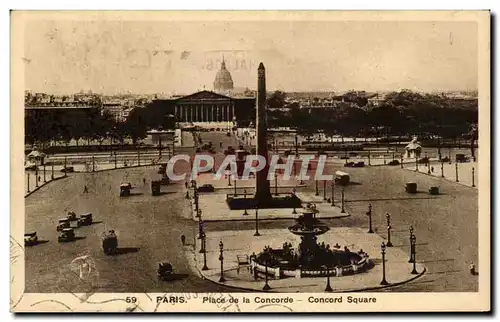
[27, 172, 30, 193]
[198, 218, 204, 239]
[254, 206, 261, 236]
[472, 167, 475, 187]
[330, 180, 335, 207]
[427, 159, 431, 174]
[315, 180, 319, 196]
[292, 188, 297, 214]
[275, 173, 279, 196]
[218, 240, 226, 283]
[263, 252, 271, 291]
[411, 234, 418, 274]
[35, 166, 39, 188]
[441, 161, 444, 178]
[324, 266, 333, 292]
[368, 151, 371, 166]
[323, 180, 327, 201]
[400, 155, 404, 169]
[43, 164, 46, 182]
[386, 213, 393, 247]
[92, 156, 95, 172]
[341, 188, 345, 213]
[199, 231, 206, 253]
[383, 153, 386, 165]
[408, 225, 415, 263]
[201, 234, 209, 270]
[227, 173, 231, 186]
[455, 163, 459, 182]
[64, 156, 68, 177]
[137, 150, 140, 166]
[234, 176, 237, 197]
[243, 189, 249, 215]
[380, 242, 389, 285]
[51, 163, 54, 180]
[366, 203, 374, 233]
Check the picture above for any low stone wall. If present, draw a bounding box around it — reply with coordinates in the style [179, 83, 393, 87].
[251, 255, 372, 279]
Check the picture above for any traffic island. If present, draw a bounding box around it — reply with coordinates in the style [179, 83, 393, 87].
[186, 227, 425, 292]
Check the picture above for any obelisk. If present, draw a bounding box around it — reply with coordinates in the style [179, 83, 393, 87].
[254, 62, 272, 205]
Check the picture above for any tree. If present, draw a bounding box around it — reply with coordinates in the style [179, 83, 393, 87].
[267, 90, 287, 110]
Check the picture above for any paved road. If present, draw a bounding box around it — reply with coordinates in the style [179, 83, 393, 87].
[25, 132, 478, 293]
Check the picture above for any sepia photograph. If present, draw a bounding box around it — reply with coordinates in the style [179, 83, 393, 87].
[10, 10, 490, 312]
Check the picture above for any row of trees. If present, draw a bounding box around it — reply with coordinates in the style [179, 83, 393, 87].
[267, 90, 478, 141]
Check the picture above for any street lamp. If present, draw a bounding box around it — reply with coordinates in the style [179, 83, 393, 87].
[472, 167, 475, 187]
[455, 163, 459, 182]
[254, 206, 261, 236]
[323, 180, 327, 201]
[43, 164, 46, 182]
[441, 161, 444, 178]
[368, 151, 371, 166]
[243, 189, 249, 216]
[400, 155, 404, 169]
[366, 204, 374, 233]
[408, 226, 414, 263]
[324, 266, 333, 292]
[114, 152, 117, 169]
[198, 218, 204, 239]
[341, 189, 345, 213]
[27, 172, 30, 193]
[234, 176, 237, 197]
[411, 234, 418, 274]
[263, 252, 271, 291]
[35, 166, 39, 188]
[201, 234, 209, 270]
[380, 242, 389, 285]
[227, 173, 231, 186]
[330, 181, 335, 207]
[218, 240, 226, 283]
[292, 188, 297, 214]
[137, 150, 140, 166]
[386, 213, 393, 247]
[51, 163, 54, 180]
[199, 231, 206, 253]
[275, 173, 279, 196]
[64, 156, 68, 177]
[315, 180, 319, 196]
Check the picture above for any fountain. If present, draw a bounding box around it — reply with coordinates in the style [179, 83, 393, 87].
[253, 204, 373, 278]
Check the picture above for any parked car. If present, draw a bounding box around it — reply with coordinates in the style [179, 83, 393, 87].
[79, 213, 93, 226]
[353, 161, 365, 168]
[157, 262, 175, 280]
[58, 228, 75, 242]
[60, 166, 74, 173]
[388, 160, 400, 166]
[197, 184, 215, 193]
[455, 154, 469, 163]
[24, 232, 38, 246]
[102, 230, 118, 255]
[120, 183, 132, 197]
[67, 211, 78, 221]
[57, 218, 71, 231]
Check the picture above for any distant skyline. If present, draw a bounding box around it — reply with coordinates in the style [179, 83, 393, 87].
[23, 18, 478, 95]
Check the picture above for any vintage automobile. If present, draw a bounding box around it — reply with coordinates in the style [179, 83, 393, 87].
[24, 232, 38, 246]
[58, 228, 75, 242]
[60, 166, 75, 173]
[455, 154, 470, 163]
[78, 213, 93, 226]
[197, 184, 215, 193]
[67, 211, 78, 221]
[335, 171, 350, 186]
[157, 262, 175, 280]
[120, 183, 132, 197]
[57, 218, 71, 231]
[102, 230, 118, 255]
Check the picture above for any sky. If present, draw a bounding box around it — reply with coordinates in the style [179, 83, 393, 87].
[22, 18, 478, 95]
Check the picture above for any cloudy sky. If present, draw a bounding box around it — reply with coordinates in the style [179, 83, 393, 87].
[23, 17, 478, 94]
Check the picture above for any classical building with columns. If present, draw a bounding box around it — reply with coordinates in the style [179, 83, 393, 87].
[145, 90, 255, 128]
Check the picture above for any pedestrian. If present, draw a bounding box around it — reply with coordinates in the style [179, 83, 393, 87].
[181, 235, 186, 246]
[83, 185, 88, 193]
[143, 178, 146, 185]
[38, 175, 41, 182]
[431, 166, 434, 173]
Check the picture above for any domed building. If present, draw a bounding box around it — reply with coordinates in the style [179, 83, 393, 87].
[213, 58, 234, 93]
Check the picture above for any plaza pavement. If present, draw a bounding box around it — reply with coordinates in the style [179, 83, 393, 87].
[186, 228, 425, 292]
[193, 192, 349, 222]
[404, 161, 478, 189]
